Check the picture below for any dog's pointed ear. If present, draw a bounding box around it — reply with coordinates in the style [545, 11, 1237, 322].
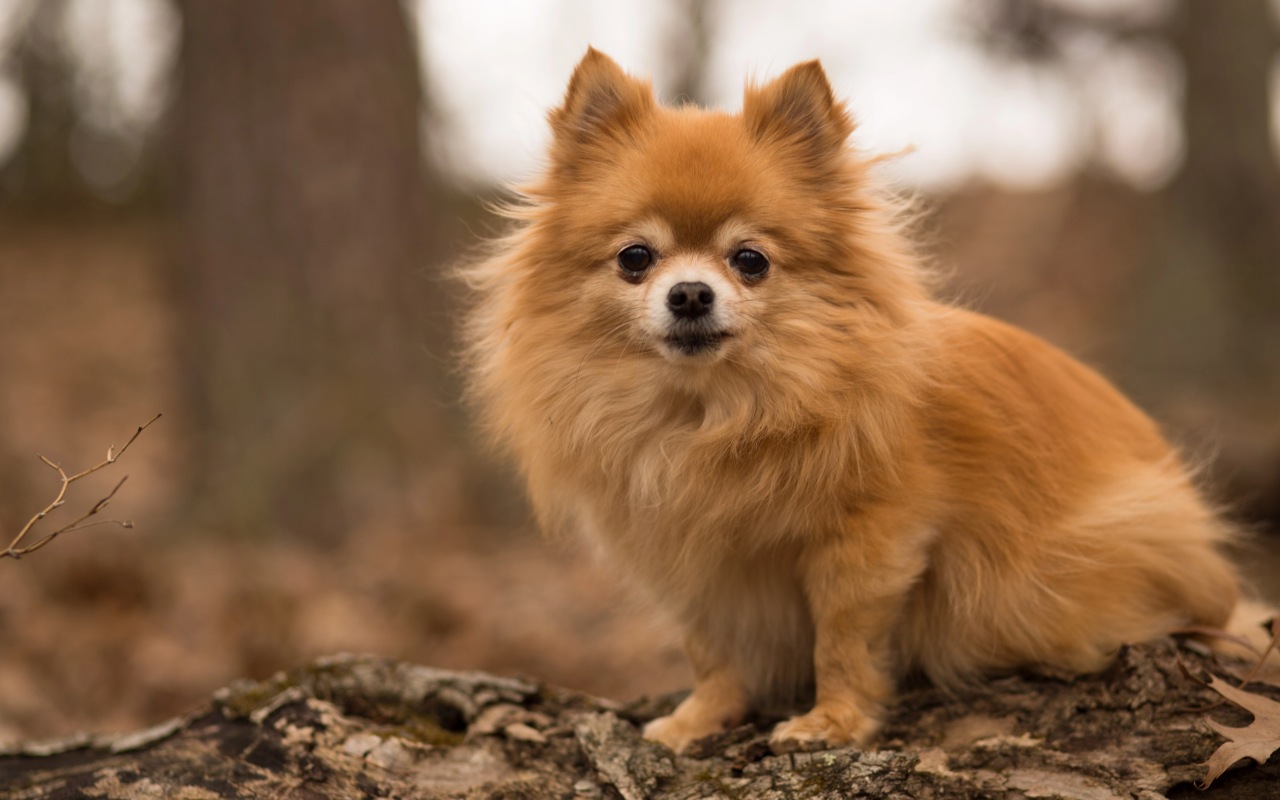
[743, 61, 853, 161]
[550, 48, 654, 146]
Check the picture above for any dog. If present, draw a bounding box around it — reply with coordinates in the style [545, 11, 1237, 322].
[460, 48, 1265, 754]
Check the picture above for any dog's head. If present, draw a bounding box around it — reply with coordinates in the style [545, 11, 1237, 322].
[527, 50, 915, 372]
[467, 49, 931, 447]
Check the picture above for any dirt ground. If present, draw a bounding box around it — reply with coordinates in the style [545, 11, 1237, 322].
[0, 214, 1276, 747]
[0, 521, 691, 744]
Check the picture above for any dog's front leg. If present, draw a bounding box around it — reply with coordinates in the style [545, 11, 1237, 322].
[643, 635, 748, 754]
[770, 512, 930, 753]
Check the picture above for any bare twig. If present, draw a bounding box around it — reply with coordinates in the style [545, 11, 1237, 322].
[1171, 624, 1261, 656]
[1234, 617, 1280, 690]
[4, 414, 162, 560]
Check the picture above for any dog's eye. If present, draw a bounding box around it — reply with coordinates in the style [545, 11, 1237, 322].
[732, 249, 769, 278]
[617, 245, 653, 278]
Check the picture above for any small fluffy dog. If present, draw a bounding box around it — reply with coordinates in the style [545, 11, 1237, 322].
[462, 49, 1262, 753]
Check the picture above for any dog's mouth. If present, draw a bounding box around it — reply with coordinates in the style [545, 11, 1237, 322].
[664, 329, 732, 356]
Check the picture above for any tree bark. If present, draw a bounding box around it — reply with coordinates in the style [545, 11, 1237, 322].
[2, 641, 1276, 798]
[1126, 0, 1280, 406]
[171, 0, 436, 539]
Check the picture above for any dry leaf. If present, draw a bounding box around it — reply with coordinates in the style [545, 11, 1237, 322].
[1201, 674, 1280, 787]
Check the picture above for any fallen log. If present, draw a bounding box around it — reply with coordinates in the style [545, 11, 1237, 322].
[2, 639, 1276, 799]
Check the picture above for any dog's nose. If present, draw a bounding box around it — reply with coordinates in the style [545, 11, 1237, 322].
[667, 282, 715, 320]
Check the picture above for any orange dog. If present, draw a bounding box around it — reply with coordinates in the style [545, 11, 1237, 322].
[462, 49, 1258, 753]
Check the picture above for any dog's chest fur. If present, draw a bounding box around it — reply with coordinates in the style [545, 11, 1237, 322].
[573, 427, 825, 703]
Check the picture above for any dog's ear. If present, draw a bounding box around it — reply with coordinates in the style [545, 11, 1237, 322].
[550, 48, 654, 147]
[743, 61, 853, 162]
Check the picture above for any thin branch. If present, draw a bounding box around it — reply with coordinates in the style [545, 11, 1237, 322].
[1171, 624, 1261, 656]
[1234, 617, 1279, 690]
[4, 414, 161, 560]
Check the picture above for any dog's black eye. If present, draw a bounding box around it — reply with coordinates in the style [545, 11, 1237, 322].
[732, 249, 769, 278]
[617, 245, 653, 279]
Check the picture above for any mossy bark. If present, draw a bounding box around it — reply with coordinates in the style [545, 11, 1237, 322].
[2, 641, 1276, 799]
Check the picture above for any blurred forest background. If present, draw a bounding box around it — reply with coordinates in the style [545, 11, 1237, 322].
[1, 0, 1278, 744]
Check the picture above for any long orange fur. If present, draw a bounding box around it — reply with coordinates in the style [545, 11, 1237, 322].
[461, 49, 1257, 753]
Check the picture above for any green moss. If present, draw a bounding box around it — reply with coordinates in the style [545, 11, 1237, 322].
[691, 769, 746, 800]
[382, 719, 466, 748]
[217, 660, 354, 720]
[796, 756, 858, 798]
[217, 674, 298, 720]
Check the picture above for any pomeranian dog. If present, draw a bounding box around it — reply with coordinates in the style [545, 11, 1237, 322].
[462, 49, 1263, 754]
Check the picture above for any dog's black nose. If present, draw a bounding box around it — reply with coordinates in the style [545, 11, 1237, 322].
[667, 282, 715, 320]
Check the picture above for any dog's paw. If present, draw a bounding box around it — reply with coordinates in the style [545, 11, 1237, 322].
[768, 707, 879, 754]
[643, 714, 722, 754]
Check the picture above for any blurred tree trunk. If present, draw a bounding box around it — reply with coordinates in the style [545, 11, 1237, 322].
[974, 0, 1280, 522]
[172, 1, 435, 539]
[0, 0, 80, 206]
[1126, 0, 1280, 407]
[666, 0, 716, 106]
